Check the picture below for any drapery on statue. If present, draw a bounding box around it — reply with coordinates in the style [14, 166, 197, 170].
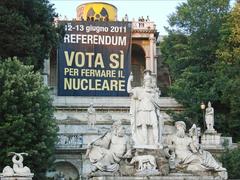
[166, 121, 227, 179]
[127, 70, 162, 146]
[205, 101, 215, 132]
[86, 120, 132, 174]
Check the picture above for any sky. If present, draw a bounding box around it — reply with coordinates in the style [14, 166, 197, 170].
[50, 0, 188, 35]
[50, 0, 236, 35]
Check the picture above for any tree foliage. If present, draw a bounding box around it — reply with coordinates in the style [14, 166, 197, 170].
[161, 0, 240, 142]
[0, 58, 58, 179]
[0, 0, 60, 70]
[221, 147, 240, 179]
[214, 2, 240, 141]
[160, 0, 230, 129]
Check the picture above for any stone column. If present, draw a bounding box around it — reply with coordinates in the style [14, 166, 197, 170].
[145, 56, 151, 70]
[153, 38, 158, 75]
[149, 36, 156, 73]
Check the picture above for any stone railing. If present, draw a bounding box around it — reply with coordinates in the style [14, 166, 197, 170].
[56, 133, 83, 149]
[132, 21, 156, 31]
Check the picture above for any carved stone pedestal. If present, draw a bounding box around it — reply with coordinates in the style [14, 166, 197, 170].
[201, 132, 221, 146]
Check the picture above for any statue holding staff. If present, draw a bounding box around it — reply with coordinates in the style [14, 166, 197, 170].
[127, 70, 162, 146]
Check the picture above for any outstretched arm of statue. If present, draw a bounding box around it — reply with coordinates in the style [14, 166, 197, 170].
[164, 135, 175, 152]
[123, 149, 132, 159]
[93, 132, 111, 147]
[189, 142, 198, 153]
[123, 138, 133, 158]
[87, 131, 111, 148]
[127, 72, 133, 93]
[157, 109, 161, 117]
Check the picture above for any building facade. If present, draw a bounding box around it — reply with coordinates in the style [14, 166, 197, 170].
[44, 2, 180, 179]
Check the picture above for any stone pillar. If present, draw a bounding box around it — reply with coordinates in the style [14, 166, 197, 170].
[145, 56, 151, 70]
[153, 38, 158, 75]
[149, 34, 157, 74]
[149, 36, 154, 73]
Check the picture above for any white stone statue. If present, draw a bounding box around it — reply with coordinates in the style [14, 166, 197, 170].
[127, 70, 162, 147]
[86, 120, 132, 174]
[124, 14, 128, 21]
[166, 121, 227, 179]
[130, 155, 157, 172]
[87, 103, 96, 128]
[2, 152, 32, 176]
[205, 101, 215, 132]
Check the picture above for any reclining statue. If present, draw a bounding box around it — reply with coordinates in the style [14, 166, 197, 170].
[86, 120, 132, 174]
[165, 121, 227, 179]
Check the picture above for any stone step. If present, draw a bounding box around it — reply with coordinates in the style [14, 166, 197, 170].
[88, 173, 218, 180]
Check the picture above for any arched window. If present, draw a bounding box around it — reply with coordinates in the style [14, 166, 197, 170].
[131, 44, 146, 87]
[46, 161, 79, 180]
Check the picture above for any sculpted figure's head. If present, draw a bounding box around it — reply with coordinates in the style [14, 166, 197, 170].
[175, 121, 186, 138]
[143, 70, 152, 88]
[208, 101, 212, 108]
[88, 103, 95, 114]
[112, 120, 125, 137]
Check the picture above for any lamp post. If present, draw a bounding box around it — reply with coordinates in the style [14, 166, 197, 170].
[201, 102, 206, 131]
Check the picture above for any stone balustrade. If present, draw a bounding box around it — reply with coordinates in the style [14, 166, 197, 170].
[131, 21, 156, 31]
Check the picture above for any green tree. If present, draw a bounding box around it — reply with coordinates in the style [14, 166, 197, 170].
[0, 58, 58, 179]
[160, 0, 230, 128]
[214, 2, 240, 141]
[221, 147, 240, 179]
[0, 0, 60, 70]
